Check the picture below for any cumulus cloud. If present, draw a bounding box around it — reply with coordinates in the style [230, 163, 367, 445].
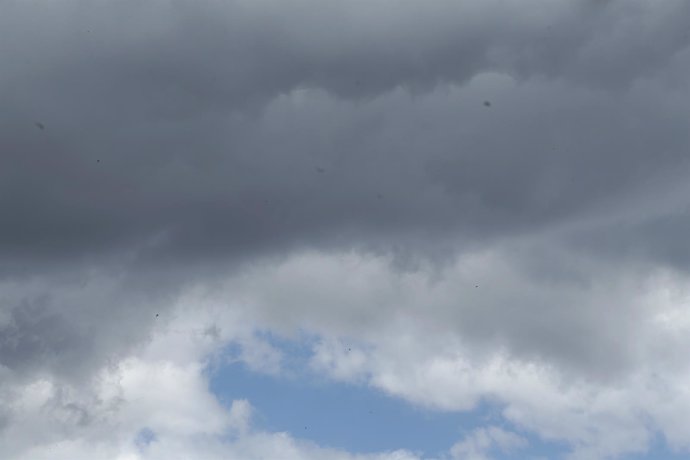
[0, 306, 427, 460]
[450, 426, 527, 460]
[2, 0, 690, 458]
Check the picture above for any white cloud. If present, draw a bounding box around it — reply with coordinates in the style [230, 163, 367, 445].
[5, 246, 690, 459]
[0, 316, 425, 460]
[450, 426, 527, 460]
[3, 247, 690, 459]
[220, 249, 690, 459]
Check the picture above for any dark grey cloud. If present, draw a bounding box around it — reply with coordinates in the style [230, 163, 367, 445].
[0, 271, 174, 383]
[2, 0, 690, 274]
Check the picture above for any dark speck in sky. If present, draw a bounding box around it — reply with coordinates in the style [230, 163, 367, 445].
[34, 122, 45, 130]
[483, 101, 491, 107]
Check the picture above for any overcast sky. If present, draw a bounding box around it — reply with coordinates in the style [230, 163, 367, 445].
[2, 0, 690, 459]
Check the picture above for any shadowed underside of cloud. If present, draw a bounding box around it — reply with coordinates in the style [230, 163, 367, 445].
[2, 0, 690, 459]
[2, 0, 690, 267]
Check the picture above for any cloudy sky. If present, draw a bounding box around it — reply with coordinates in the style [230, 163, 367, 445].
[2, 0, 690, 459]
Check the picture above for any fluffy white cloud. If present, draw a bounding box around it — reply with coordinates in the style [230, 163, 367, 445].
[450, 426, 527, 460]
[3, 246, 690, 459]
[0, 305, 425, 460]
[245, 249, 690, 458]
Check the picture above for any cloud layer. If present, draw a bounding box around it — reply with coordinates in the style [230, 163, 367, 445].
[3, 0, 690, 458]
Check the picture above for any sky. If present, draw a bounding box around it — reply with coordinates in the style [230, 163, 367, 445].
[2, 0, 690, 459]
